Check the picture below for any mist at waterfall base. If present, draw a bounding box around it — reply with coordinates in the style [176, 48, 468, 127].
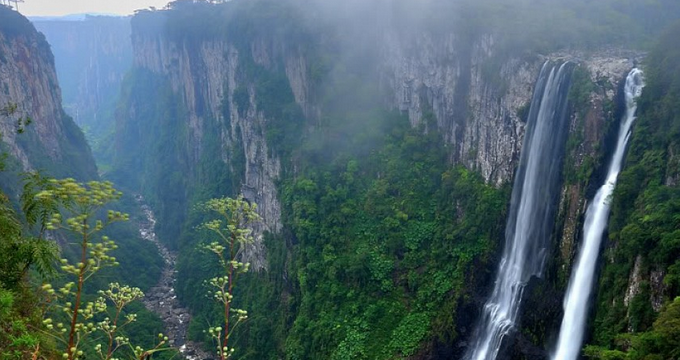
[551, 68, 645, 360]
[465, 62, 573, 360]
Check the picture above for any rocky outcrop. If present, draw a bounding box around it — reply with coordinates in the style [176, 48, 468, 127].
[380, 32, 539, 185]
[649, 268, 667, 312]
[556, 52, 639, 272]
[0, 6, 97, 184]
[624, 255, 644, 308]
[113, 4, 660, 359]
[128, 15, 297, 269]
[621, 257, 668, 321]
[124, 3, 643, 273]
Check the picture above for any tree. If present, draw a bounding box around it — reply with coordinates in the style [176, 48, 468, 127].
[38, 179, 169, 360]
[2, 104, 170, 359]
[0, 172, 59, 289]
[0, 183, 50, 360]
[0, 103, 58, 360]
[200, 195, 260, 360]
[585, 297, 680, 360]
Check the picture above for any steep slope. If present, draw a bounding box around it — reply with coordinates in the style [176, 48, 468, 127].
[509, 55, 637, 360]
[583, 23, 680, 360]
[0, 5, 97, 191]
[108, 1, 679, 359]
[0, 4, 166, 335]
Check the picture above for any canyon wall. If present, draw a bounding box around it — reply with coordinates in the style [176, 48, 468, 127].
[0, 6, 97, 189]
[110, 2, 656, 359]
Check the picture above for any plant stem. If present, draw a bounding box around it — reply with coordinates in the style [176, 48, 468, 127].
[67, 217, 88, 360]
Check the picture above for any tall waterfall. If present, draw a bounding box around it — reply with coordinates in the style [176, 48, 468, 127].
[552, 68, 644, 360]
[466, 62, 573, 360]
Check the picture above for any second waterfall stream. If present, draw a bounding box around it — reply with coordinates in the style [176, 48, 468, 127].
[552, 68, 645, 360]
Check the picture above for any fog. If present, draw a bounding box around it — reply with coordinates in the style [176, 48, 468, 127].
[19, 0, 171, 16]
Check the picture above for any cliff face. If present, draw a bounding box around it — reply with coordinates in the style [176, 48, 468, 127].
[124, 16, 301, 268]
[557, 53, 640, 271]
[32, 16, 132, 139]
[377, 30, 644, 346]
[378, 33, 645, 190]
[122, 7, 634, 254]
[512, 52, 639, 359]
[379, 32, 538, 185]
[112, 3, 652, 358]
[0, 6, 97, 187]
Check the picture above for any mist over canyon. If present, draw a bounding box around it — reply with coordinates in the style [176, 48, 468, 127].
[1, 1, 680, 360]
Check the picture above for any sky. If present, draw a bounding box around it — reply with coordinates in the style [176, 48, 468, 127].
[18, 0, 172, 17]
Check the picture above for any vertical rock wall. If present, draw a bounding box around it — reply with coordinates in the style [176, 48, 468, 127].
[0, 7, 97, 183]
[379, 31, 541, 185]
[128, 20, 310, 268]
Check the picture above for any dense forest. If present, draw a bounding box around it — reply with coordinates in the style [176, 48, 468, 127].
[1, 0, 680, 360]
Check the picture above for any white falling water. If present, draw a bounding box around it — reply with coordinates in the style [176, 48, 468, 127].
[466, 62, 573, 360]
[552, 68, 644, 360]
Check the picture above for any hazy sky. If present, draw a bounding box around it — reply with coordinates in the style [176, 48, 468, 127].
[19, 0, 172, 16]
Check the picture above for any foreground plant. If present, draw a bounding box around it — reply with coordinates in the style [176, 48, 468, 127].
[200, 195, 260, 360]
[37, 179, 169, 360]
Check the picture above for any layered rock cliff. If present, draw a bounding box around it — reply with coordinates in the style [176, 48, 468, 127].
[0, 5, 97, 188]
[115, 7, 305, 268]
[110, 2, 657, 359]
[118, 4, 635, 257]
[379, 31, 538, 185]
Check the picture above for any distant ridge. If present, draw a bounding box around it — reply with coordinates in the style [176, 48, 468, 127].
[29, 13, 125, 21]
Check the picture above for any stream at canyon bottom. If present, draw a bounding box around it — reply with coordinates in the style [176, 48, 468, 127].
[135, 195, 214, 360]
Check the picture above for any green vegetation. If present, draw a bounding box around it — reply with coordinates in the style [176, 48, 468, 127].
[2, 101, 166, 359]
[110, 68, 190, 250]
[127, 7, 510, 354]
[586, 297, 680, 360]
[111, 1, 680, 359]
[0, 176, 174, 360]
[1, 33, 168, 359]
[163, 0, 310, 47]
[0, 105, 57, 359]
[0, 175, 59, 359]
[588, 21, 680, 358]
[119, 3, 505, 358]
[201, 196, 260, 359]
[37, 179, 170, 360]
[172, 111, 507, 360]
[273, 113, 507, 360]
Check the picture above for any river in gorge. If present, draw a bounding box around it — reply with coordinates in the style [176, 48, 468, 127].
[135, 195, 214, 360]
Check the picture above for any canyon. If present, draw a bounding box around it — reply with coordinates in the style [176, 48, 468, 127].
[1, 1, 678, 359]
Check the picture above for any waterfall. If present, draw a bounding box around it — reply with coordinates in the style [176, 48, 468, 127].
[551, 68, 644, 360]
[466, 62, 573, 360]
